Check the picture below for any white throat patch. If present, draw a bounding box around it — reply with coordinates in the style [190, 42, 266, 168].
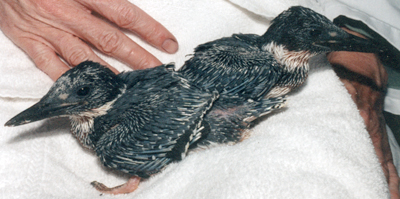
[263, 42, 314, 72]
[69, 87, 126, 149]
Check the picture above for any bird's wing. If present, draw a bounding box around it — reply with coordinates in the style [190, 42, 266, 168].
[93, 66, 218, 177]
[180, 33, 282, 101]
[117, 64, 176, 89]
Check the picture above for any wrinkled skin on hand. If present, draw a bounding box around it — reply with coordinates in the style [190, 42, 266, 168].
[0, 0, 178, 80]
[328, 28, 400, 198]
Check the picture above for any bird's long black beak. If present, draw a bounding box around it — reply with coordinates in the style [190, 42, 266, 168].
[314, 31, 379, 53]
[5, 98, 79, 127]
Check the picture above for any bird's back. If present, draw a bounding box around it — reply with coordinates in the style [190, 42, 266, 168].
[91, 65, 218, 177]
[179, 34, 287, 147]
[179, 33, 282, 101]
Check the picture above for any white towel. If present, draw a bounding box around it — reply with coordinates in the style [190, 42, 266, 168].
[0, 0, 390, 198]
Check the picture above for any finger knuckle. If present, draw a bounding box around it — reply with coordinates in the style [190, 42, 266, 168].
[136, 58, 152, 69]
[148, 25, 166, 42]
[32, 52, 53, 69]
[97, 31, 121, 54]
[65, 47, 91, 66]
[115, 6, 139, 28]
[35, 0, 65, 18]
[130, 52, 156, 69]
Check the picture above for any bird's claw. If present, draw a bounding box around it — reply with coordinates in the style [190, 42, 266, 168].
[91, 181, 117, 192]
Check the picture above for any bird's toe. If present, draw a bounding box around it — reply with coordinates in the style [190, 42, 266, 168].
[91, 176, 141, 195]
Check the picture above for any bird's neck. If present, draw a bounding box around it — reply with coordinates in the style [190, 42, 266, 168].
[70, 91, 124, 149]
[262, 42, 314, 73]
[262, 42, 313, 98]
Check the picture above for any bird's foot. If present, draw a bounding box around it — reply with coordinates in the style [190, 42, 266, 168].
[91, 176, 141, 195]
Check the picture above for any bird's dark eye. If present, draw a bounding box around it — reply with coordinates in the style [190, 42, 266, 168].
[310, 29, 321, 38]
[77, 86, 90, 96]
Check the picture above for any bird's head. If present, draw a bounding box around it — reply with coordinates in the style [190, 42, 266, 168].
[261, 6, 377, 54]
[5, 61, 125, 127]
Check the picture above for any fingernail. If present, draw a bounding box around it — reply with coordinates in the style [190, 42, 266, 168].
[162, 39, 179, 53]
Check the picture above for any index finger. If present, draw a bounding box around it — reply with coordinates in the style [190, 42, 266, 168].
[81, 0, 179, 54]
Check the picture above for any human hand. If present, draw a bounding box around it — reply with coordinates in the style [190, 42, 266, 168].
[0, 0, 178, 81]
[328, 28, 399, 198]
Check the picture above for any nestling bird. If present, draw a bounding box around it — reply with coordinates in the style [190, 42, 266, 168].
[6, 62, 222, 194]
[5, 6, 378, 195]
[179, 6, 377, 147]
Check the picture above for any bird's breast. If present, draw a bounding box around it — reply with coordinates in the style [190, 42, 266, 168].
[70, 115, 95, 149]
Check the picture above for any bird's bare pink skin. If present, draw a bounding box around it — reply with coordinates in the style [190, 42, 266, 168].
[91, 176, 141, 195]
